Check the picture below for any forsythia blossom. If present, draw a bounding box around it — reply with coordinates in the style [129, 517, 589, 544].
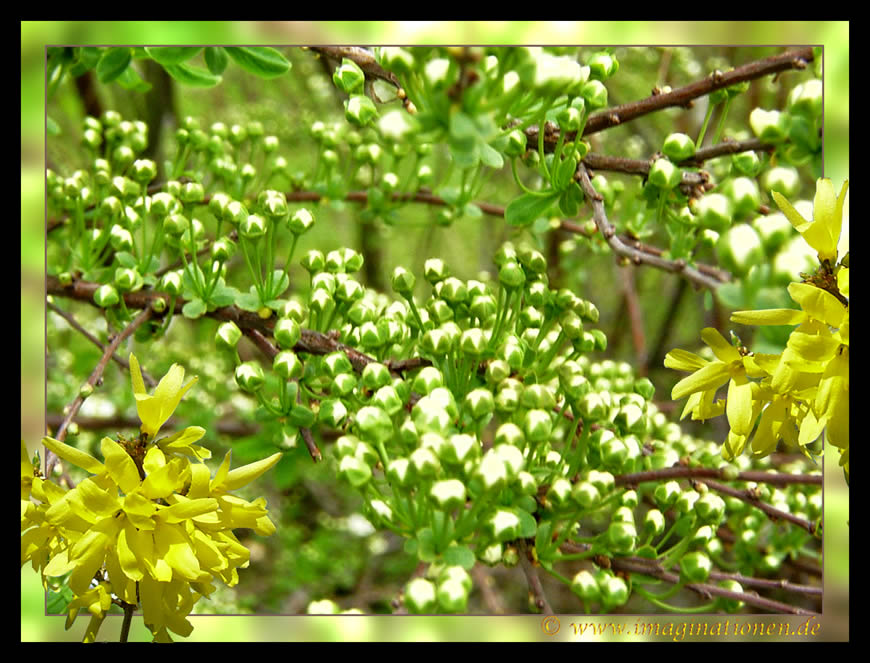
[666, 179, 848, 479]
[21, 354, 282, 642]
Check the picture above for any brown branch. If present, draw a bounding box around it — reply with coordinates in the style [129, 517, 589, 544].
[45, 305, 154, 479]
[580, 47, 815, 138]
[699, 477, 820, 535]
[561, 543, 817, 615]
[47, 300, 157, 388]
[614, 465, 823, 487]
[517, 538, 553, 615]
[576, 163, 725, 290]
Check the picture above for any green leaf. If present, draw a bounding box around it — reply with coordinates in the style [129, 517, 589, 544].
[235, 290, 263, 312]
[114, 65, 152, 93]
[144, 46, 202, 65]
[182, 297, 207, 319]
[504, 190, 560, 227]
[443, 545, 476, 570]
[416, 527, 438, 562]
[224, 46, 291, 79]
[46, 116, 61, 136]
[204, 46, 229, 75]
[69, 46, 101, 77]
[208, 283, 241, 308]
[480, 143, 504, 169]
[162, 62, 222, 87]
[515, 508, 537, 539]
[115, 251, 137, 269]
[96, 47, 132, 84]
[554, 154, 578, 191]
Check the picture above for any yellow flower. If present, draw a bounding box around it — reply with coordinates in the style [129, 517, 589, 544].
[771, 178, 848, 264]
[665, 328, 764, 436]
[130, 353, 198, 439]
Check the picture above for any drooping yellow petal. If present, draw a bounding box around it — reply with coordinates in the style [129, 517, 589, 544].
[155, 522, 205, 582]
[42, 437, 105, 475]
[721, 430, 748, 461]
[100, 437, 141, 494]
[726, 376, 755, 436]
[664, 348, 709, 372]
[156, 496, 219, 524]
[788, 282, 846, 328]
[837, 265, 849, 298]
[700, 328, 741, 363]
[672, 361, 730, 401]
[730, 308, 806, 326]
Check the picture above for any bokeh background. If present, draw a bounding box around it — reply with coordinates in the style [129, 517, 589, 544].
[22, 20, 849, 642]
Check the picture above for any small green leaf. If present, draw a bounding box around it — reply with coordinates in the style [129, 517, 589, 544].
[204, 46, 229, 75]
[443, 545, 476, 570]
[480, 143, 504, 169]
[224, 46, 291, 79]
[115, 251, 137, 269]
[114, 65, 152, 93]
[162, 62, 222, 87]
[554, 154, 578, 191]
[416, 527, 438, 562]
[144, 46, 202, 65]
[96, 47, 132, 83]
[504, 190, 560, 227]
[235, 290, 262, 313]
[515, 508, 537, 539]
[69, 46, 101, 77]
[208, 282, 240, 308]
[182, 297, 207, 319]
[46, 116, 61, 136]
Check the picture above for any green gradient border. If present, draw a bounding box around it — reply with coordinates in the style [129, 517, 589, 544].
[22, 21, 849, 643]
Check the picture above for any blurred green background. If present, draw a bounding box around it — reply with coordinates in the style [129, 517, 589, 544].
[22, 21, 848, 642]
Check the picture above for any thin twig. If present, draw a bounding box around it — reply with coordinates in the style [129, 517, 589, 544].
[517, 539, 553, 615]
[576, 164, 725, 291]
[614, 465, 823, 487]
[47, 300, 157, 387]
[45, 306, 154, 479]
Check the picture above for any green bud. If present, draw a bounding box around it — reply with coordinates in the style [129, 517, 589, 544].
[648, 157, 682, 190]
[109, 224, 134, 252]
[442, 433, 480, 465]
[355, 405, 394, 444]
[286, 207, 314, 235]
[692, 193, 732, 233]
[725, 176, 761, 218]
[93, 284, 120, 308]
[404, 578, 437, 614]
[787, 79, 823, 118]
[333, 58, 366, 93]
[345, 94, 378, 127]
[423, 258, 450, 284]
[459, 328, 487, 357]
[498, 260, 526, 289]
[695, 493, 726, 525]
[159, 270, 183, 296]
[150, 192, 177, 217]
[215, 321, 242, 350]
[504, 128, 527, 158]
[273, 350, 304, 380]
[580, 79, 608, 110]
[331, 372, 357, 398]
[131, 158, 157, 183]
[430, 479, 466, 511]
[731, 150, 761, 177]
[464, 388, 495, 420]
[114, 267, 142, 292]
[716, 223, 764, 277]
[240, 214, 267, 240]
[339, 455, 372, 488]
[749, 108, 789, 143]
[523, 409, 553, 444]
[662, 132, 696, 162]
[235, 361, 265, 393]
[599, 574, 629, 608]
[486, 508, 521, 543]
[680, 551, 712, 584]
[273, 318, 301, 350]
[571, 570, 600, 602]
[643, 509, 666, 537]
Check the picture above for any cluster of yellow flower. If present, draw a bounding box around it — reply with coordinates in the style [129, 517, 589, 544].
[666, 178, 849, 481]
[21, 354, 282, 642]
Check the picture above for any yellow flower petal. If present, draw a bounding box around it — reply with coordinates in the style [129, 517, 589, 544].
[730, 308, 806, 326]
[701, 328, 741, 363]
[726, 377, 755, 436]
[220, 452, 283, 492]
[664, 348, 709, 372]
[788, 282, 846, 328]
[100, 437, 141, 494]
[42, 436, 105, 475]
[672, 361, 730, 401]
